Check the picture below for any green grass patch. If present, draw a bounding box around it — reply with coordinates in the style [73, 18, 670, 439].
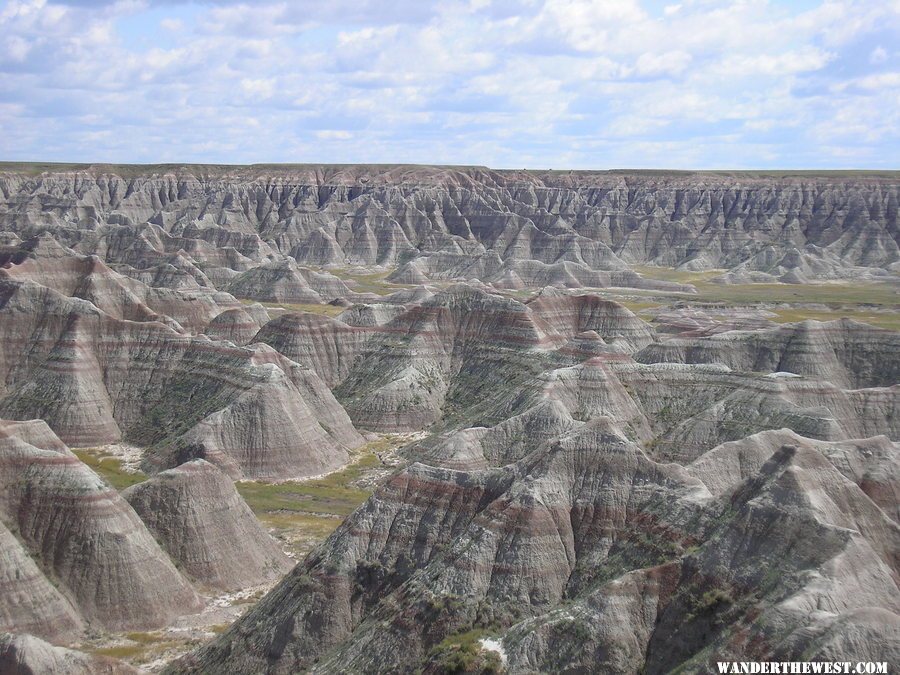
[124, 631, 165, 644]
[689, 280, 899, 306]
[327, 268, 410, 295]
[88, 632, 180, 661]
[257, 512, 343, 558]
[632, 265, 723, 285]
[609, 271, 899, 328]
[239, 299, 346, 317]
[235, 480, 371, 517]
[632, 267, 898, 308]
[259, 511, 342, 536]
[91, 644, 150, 660]
[236, 436, 396, 518]
[427, 628, 502, 674]
[617, 300, 664, 314]
[73, 449, 147, 490]
[769, 307, 900, 331]
[236, 437, 404, 556]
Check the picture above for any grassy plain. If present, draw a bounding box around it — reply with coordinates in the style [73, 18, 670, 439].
[236, 435, 404, 557]
[72, 449, 147, 490]
[607, 265, 899, 329]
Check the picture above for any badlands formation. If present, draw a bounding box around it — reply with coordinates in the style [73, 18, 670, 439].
[0, 163, 897, 673]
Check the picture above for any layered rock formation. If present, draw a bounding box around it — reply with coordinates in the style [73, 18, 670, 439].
[0, 273, 361, 479]
[0, 633, 138, 675]
[225, 259, 362, 305]
[687, 429, 900, 520]
[0, 419, 201, 635]
[2, 165, 897, 286]
[177, 420, 899, 674]
[254, 285, 658, 434]
[123, 460, 292, 591]
[204, 306, 266, 345]
[0, 234, 243, 333]
[0, 521, 83, 642]
[169, 286, 897, 673]
[0, 163, 897, 672]
[636, 318, 900, 389]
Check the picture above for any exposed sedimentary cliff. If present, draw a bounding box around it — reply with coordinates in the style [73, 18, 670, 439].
[178, 422, 899, 674]
[174, 293, 898, 673]
[0, 420, 201, 635]
[0, 262, 361, 479]
[1, 165, 898, 286]
[0, 163, 897, 673]
[123, 459, 292, 591]
[635, 318, 900, 389]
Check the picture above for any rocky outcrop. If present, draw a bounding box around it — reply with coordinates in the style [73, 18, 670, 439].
[252, 286, 657, 433]
[526, 292, 656, 352]
[147, 345, 358, 480]
[123, 460, 292, 591]
[255, 312, 369, 388]
[0, 522, 83, 642]
[635, 318, 900, 389]
[0, 234, 243, 333]
[687, 429, 900, 520]
[0, 633, 138, 675]
[612, 361, 899, 462]
[2, 166, 897, 285]
[176, 416, 900, 674]
[0, 277, 361, 478]
[226, 259, 324, 304]
[203, 306, 264, 345]
[501, 444, 900, 673]
[389, 252, 697, 293]
[174, 418, 709, 673]
[1, 163, 897, 672]
[332, 286, 659, 432]
[0, 419, 201, 634]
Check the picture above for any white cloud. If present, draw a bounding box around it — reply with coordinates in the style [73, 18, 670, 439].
[846, 71, 900, 90]
[3, 35, 31, 61]
[870, 46, 888, 64]
[633, 50, 692, 77]
[240, 78, 276, 98]
[160, 17, 183, 32]
[316, 130, 353, 140]
[0, 0, 898, 168]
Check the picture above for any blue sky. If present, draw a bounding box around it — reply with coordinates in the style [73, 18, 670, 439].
[1, 0, 898, 168]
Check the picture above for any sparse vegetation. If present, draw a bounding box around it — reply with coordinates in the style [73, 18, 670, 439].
[697, 588, 734, 613]
[327, 267, 411, 295]
[236, 435, 405, 556]
[688, 280, 899, 307]
[590, 273, 899, 332]
[85, 630, 184, 663]
[769, 307, 900, 331]
[631, 265, 723, 285]
[72, 449, 147, 490]
[426, 629, 503, 675]
[239, 298, 346, 316]
[236, 475, 371, 517]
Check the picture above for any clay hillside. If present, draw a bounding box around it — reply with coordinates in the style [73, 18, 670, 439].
[0, 164, 897, 673]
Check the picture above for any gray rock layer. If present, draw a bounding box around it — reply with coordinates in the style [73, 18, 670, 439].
[0, 632, 138, 675]
[175, 421, 899, 674]
[2, 166, 897, 284]
[124, 459, 293, 591]
[0, 419, 201, 635]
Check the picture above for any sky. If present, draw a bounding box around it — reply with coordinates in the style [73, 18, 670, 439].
[0, 0, 899, 169]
